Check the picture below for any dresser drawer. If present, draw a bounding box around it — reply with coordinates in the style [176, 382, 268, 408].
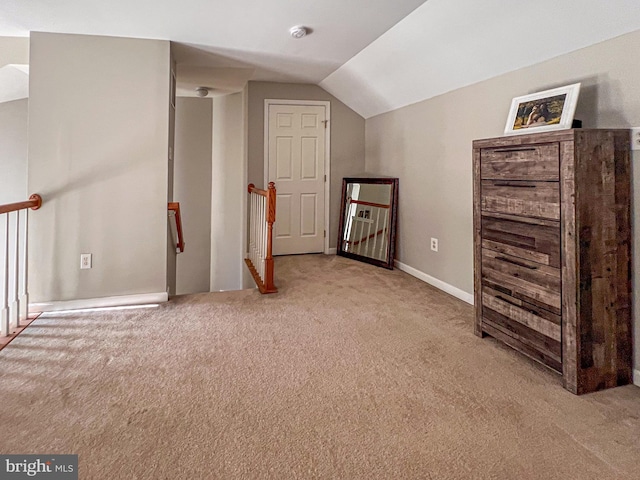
[481, 249, 561, 314]
[482, 285, 561, 372]
[481, 144, 559, 181]
[481, 214, 560, 268]
[481, 180, 559, 220]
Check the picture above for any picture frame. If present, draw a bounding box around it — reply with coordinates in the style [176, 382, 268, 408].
[357, 209, 371, 219]
[504, 83, 581, 135]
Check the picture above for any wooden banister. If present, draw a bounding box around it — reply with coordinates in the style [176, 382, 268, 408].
[248, 183, 268, 196]
[168, 202, 185, 253]
[349, 199, 390, 209]
[0, 194, 42, 215]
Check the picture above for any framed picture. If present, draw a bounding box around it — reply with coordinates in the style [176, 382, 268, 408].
[357, 209, 371, 219]
[504, 83, 581, 135]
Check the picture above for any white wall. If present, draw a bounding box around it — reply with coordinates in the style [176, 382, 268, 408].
[28, 32, 171, 303]
[0, 37, 29, 205]
[0, 37, 28, 68]
[365, 29, 640, 378]
[0, 38, 30, 105]
[0, 98, 29, 309]
[0, 99, 28, 204]
[210, 89, 249, 291]
[174, 97, 213, 294]
[166, 56, 177, 297]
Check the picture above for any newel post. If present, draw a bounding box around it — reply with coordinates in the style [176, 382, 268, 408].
[264, 182, 277, 293]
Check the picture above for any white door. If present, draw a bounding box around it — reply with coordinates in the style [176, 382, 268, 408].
[267, 103, 326, 255]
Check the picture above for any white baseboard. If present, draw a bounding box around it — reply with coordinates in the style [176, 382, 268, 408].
[634, 369, 640, 387]
[30, 292, 169, 313]
[395, 260, 474, 305]
[326, 248, 337, 255]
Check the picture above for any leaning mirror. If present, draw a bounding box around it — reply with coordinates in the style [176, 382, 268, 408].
[337, 177, 399, 269]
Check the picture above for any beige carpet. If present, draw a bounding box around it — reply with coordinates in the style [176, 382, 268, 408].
[0, 254, 639, 479]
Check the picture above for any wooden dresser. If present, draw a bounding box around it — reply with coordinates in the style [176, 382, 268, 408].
[472, 129, 632, 394]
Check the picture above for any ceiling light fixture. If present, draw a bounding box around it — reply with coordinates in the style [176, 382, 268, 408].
[289, 26, 308, 39]
[195, 86, 209, 97]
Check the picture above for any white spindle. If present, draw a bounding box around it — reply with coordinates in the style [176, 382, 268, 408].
[253, 193, 260, 267]
[365, 212, 372, 255]
[344, 200, 353, 252]
[357, 215, 365, 255]
[260, 196, 266, 279]
[263, 195, 267, 278]
[256, 193, 261, 274]
[254, 194, 258, 264]
[20, 209, 28, 321]
[372, 208, 380, 257]
[256, 193, 260, 271]
[2, 214, 9, 336]
[251, 193, 256, 265]
[353, 217, 359, 254]
[250, 193, 254, 264]
[379, 209, 389, 259]
[252, 194, 256, 269]
[254, 193, 259, 268]
[12, 211, 20, 328]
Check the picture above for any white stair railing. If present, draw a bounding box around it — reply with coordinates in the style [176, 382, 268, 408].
[245, 183, 277, 294]
[343, 200, 390, 262]
[0, 194, 42, 337]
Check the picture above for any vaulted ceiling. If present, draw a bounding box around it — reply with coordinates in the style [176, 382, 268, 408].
[2, 0, 640, 118]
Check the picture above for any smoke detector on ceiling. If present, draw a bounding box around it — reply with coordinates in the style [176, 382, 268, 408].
[289, 26, 308, 39]
[195, 86, 209, 97]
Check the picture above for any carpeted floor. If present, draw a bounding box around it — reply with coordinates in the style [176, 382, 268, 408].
[0, 254, 639, 479]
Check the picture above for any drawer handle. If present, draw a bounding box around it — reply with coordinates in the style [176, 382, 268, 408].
[495, 256, 538, 270]
[491, 284, 512, 295]
[495, 295, 539, 315]
[495, 295, 520, 307]
[493, 147, 537, 153]
[484, 228, 535, 243]
[492, 182, 537, 188]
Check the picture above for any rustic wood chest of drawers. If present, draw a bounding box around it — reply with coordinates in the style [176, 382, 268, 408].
[472, 129, 632, 394]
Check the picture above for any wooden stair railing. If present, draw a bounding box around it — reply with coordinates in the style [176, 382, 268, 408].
[168, 202, 185, 253]
[0, 194, 43, 215]
[245, 182, 277, 294]
[0, 194, 42, 343]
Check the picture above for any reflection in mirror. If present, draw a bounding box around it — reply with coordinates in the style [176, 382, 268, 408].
[337, 177, 398, 269]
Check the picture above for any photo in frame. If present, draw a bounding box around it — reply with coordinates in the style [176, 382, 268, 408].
[504, 83, 581, 135]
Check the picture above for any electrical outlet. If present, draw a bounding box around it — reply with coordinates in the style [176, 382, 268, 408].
[80, 253, 92, 269]
[631, 127, 640, 151]
[430, 238, 438, 252]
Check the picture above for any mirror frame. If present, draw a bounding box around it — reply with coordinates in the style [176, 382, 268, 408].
[337, 177, 399, 269]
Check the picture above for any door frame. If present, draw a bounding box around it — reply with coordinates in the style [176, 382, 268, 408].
[264, 99, 331, 255]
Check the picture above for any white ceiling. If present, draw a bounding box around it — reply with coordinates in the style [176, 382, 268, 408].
[0, 0, 426, 84]
[2, 0, 640, 117]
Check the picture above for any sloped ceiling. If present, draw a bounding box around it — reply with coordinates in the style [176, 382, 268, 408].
[0, 64, 29, 104]
[322, 0, 640, 118]
[2, 0, 640, 117]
